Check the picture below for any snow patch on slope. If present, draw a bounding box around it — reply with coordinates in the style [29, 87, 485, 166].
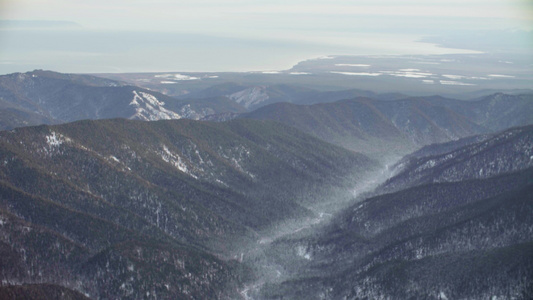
[46, 131, 64, 147]
[43, 131, 72, 155]
[154, 74, 200, 80]
[331, 71, 381, 76]
[129, 91, 181, 121]
[335, 63, 370, 67]
[296, 245, 312, 260]
[159, 144, 197, 179]
[228, 87, 269, 109]
[178, 104, 215, 120]
[380, 70, 433, 78]
[440, 80, 476, 86]
[218, 145, 256, 179]
[488, 74, 515, 78]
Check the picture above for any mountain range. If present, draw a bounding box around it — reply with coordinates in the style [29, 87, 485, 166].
[0, 69, 531, 299]
[0, 70, 246, 130]
[240, 94, 532, 160]
[254, 126, 533, 299]
[2, 70, 530, 163]
[0, 70, 407, 129]
[0, 117, 375, 299]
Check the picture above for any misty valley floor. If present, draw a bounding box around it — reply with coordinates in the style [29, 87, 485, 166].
[237, 164, 397, 299]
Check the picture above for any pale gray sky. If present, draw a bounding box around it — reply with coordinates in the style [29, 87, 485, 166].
[3, 0, 532, 32]
[0, 0, 532, 73]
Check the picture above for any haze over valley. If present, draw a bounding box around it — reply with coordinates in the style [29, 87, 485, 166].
[0, 0, 532, 299]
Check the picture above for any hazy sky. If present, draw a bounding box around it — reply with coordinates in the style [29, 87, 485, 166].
[1, 0, 532, 73]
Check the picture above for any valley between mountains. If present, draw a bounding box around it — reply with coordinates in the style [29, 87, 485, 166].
[0, 70, 531, 299]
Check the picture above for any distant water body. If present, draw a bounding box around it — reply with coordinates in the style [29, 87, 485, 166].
[0, 29, 480, 74]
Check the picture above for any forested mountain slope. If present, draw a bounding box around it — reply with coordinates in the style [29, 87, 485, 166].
[0, 118, 376, 299]
[252, 126, 533, 299]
